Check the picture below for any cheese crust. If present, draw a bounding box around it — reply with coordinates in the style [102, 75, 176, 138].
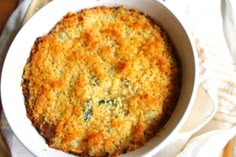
[22, 6, 181, 157]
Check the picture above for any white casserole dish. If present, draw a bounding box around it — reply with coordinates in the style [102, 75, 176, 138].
[1, 0, 198, 156]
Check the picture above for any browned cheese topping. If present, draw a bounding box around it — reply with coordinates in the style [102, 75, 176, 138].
[22, 6, 181, 157]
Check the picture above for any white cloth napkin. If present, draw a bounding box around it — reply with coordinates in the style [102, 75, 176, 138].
[0, 0, 236, 157]
[155, 0, 236, 156]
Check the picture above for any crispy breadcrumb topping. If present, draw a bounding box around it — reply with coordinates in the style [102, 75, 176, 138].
[22, 6, 181, 157]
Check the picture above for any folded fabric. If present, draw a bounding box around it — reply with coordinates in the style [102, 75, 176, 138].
[0, 0, 235, 157]
[162, 0, 236, 156]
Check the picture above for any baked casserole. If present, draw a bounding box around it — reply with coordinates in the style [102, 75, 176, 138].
[22, 6, 181, 157]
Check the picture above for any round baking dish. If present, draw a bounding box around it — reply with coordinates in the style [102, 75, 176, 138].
[1, 0, 198, 156]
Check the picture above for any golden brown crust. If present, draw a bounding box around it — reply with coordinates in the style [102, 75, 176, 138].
[22, 6, 181, 157]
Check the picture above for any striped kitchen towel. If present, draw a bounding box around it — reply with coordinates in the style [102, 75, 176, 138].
[157, 0, 236, 156]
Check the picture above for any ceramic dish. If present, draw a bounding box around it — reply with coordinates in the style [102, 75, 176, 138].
[1, 0, 198, 156]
